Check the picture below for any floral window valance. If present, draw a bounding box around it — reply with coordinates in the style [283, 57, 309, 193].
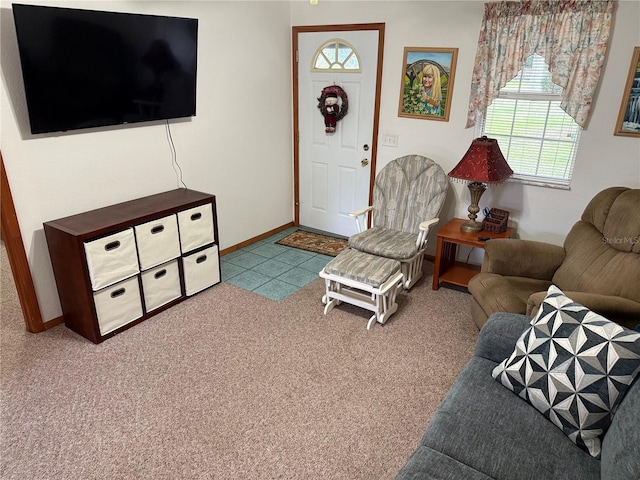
[466, 0, 616, 129]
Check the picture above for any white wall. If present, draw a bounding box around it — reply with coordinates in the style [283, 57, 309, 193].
[292, 0, 640, 260]
[2, 0, 639, 323]
[1, 0, 294, 320]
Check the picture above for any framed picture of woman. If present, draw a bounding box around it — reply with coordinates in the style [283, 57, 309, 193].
[614, 46, 640, 137]
[398, 47, 458, 121]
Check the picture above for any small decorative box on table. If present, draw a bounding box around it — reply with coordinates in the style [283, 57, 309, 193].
[481, 208, 510, 233]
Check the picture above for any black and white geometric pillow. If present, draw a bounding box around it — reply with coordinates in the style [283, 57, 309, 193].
[492, 285, 640, 458]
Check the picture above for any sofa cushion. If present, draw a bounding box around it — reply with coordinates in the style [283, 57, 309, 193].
[528, 290, 640, 330]
[468, 273, 551, 316]
[552, 188, 640, 304]
[420, 355, 600, 480]
[581, 186, 640, 255]
[395, 445, 494, 480]
[474, 312, 531, 363]
[601, 376, 640, 479]
[492, 285, 640, 458]
[553, 221, 640, 304]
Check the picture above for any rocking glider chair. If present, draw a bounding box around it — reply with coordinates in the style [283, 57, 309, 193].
[348, 154, 448, 290]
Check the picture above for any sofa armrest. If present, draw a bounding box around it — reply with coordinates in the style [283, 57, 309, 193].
[481, 239, 565, 280]
[474, 312, 531, 363]
[527, 291, 640, 329]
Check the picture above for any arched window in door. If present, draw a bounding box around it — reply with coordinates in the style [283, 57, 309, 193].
[311, 38, 361, 72]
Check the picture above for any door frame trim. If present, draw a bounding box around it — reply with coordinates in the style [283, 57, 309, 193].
[1, 150, 50, 333]
[292, 23, 385, 227]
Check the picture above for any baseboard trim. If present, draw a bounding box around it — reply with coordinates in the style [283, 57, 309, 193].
[43, 316, 64, 330]
[220, 222, 295, 256]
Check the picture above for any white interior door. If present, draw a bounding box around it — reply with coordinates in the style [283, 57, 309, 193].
[297, 30, 380, 237]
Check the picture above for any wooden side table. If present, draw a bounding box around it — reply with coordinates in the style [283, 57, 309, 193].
[432, 218, 516, 290]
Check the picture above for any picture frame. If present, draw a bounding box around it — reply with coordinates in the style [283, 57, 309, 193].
[614, 46, 640, 137]
[398, 47, 458, 122]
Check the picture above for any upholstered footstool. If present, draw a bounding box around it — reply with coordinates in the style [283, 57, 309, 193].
[319, 248, 404, 329]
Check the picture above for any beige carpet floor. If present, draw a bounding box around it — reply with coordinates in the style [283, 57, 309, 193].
[1, 245, 477, 480]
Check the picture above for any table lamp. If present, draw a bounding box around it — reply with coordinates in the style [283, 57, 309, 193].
[448, 136, 513, 233]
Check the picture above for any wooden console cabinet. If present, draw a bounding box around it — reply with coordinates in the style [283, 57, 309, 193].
[44, 189, 220, 343]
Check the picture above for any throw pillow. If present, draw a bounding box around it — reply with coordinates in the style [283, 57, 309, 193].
[492, 285, 640, 458]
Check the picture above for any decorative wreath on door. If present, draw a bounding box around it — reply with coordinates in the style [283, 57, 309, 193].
[317, 85, 348, 134]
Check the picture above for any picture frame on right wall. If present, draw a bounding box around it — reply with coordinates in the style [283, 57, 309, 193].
[614, 46, 640, 137]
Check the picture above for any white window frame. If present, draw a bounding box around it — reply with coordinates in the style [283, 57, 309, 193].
[477, 54, 582, 190]
[311, 38, 361, 73]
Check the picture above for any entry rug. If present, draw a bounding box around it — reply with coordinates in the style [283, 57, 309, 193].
[276, 230, 349, 257]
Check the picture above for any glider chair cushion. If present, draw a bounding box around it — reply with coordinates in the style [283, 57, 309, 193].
[468, 187, 640, 330]
[348, 227, 419, 259]
[348, 154, 448, 289]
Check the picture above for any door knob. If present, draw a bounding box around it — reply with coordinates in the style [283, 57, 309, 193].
[361, 158, 369, 166]
[363, 144, 370, 151]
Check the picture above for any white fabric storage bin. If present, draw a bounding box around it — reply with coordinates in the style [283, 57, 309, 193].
[93, 276, 143, 335]
[141, 259, 182, 312]
[135, 214, 181, 270]
[84, 228, 140, 290]
[178, 204, 215, 254]
[183, 245, 220, 296]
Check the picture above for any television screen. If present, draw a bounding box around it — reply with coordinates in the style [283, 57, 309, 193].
[12, 4, 198, 134]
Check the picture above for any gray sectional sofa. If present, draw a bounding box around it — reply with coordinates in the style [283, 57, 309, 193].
[396, 312, 640, 480]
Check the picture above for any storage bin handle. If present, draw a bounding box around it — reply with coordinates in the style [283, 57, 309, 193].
[196, 255, 207, 264]
[154, 269, 167, 279]
[110, 288, 126, 298]
[104, 240, 121, 251]
[191, 212, 202, 221]
[151, 225, 165, 234]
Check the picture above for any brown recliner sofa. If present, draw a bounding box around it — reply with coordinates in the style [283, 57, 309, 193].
[468, 187, 640, 330]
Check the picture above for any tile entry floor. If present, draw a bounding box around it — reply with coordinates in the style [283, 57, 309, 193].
[220, 227, 336, 301]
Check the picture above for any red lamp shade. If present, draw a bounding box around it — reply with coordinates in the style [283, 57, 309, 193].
[448, 136, 513, 184]
[448, 136, 512, 233]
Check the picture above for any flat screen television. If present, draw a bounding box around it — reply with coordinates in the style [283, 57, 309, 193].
[12, 4, 198, 134]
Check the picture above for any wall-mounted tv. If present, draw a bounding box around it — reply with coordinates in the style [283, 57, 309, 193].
[12, 4, 198, 134]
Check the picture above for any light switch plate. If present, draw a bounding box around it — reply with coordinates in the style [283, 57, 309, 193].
[382, 133, 399, 147]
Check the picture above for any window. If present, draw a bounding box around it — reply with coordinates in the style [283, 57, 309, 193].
[312, 39, 361, 72]
[479, 54, 581, 189]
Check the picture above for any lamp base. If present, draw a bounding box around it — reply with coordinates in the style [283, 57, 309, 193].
[460, 219, 483, 233]
[460, 181, 487, 233]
